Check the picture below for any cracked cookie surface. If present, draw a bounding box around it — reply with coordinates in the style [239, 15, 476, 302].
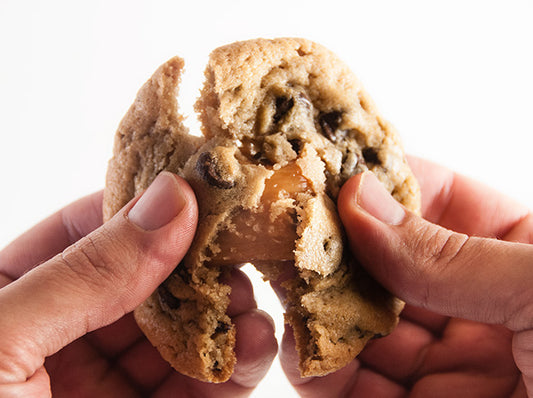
[104, 38, 420, 383]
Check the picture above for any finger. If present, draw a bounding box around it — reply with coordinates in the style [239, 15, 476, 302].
[407, 156, 530, 238]
[153, 309, 277, 398]
[0, 273, 12, 289]
[0, 367, 51, 398]
[0, 191, 104, 280]
[45, 339, 140, 397]
[231, 309, 278, 388]
[0, 172, 198, 384]
[502, 212, 533, 244]
[337, 172, 533, 332]
[347, 368, 407, 398]
[357, 318, 436, 382]
[410, 319, 517, 398]
[410, 372, 517, 398]
[85, 313, 144, 358]
[513, 331, 533, 397]
[400, 305, 449, 335]
[416, 319, 514, 377]
[223, 268, 257, 317]
[116, 337, 173, 394]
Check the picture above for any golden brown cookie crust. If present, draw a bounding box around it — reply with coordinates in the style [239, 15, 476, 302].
[104, 38, 420, 383]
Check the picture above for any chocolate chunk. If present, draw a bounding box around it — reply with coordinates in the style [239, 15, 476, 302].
[273, 96, 295, 124]
[362, 147, 380, 165]
[289, 138, 303, 154]
[323, 239, 331, 252]
[196, 152, 235, 189]
[318, 111, 343, 141]
[251, 150, 273, 166]
[354, 326, 367, 339]
[215, 321, 231, 334]
[157, 284, 181, 311]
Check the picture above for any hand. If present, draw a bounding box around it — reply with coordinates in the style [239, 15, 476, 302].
[0, 172, 277, 397]
[280, 157, 532, 397]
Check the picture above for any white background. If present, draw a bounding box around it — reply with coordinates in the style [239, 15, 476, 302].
[1, 1, 532, 396]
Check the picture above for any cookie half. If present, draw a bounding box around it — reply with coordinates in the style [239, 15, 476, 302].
[104, 38, 420, 383]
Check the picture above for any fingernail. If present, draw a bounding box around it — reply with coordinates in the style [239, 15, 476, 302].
[128, 172, 187, 230]
[356, 172, 405, 225]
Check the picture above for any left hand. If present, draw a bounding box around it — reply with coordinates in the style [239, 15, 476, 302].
[0, 172, 277, 397]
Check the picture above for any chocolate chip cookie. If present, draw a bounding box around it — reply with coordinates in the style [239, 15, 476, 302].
[103, 38, 420, 383]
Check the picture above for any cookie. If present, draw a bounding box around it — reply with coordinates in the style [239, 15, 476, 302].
[104, 38, 420, 383]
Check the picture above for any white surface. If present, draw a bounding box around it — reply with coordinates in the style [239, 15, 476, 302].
[1, 0, 532, 396]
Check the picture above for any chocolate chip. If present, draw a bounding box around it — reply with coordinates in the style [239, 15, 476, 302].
[362, 147, 380, 165]
[289, 138, 303, 154]
[273, 96, 295, 124]
[196, 152, 235, 189]
[252, 150, 273, 166]
[252, 151, 268, 162]
[157, 283, 181, 310]
[318, 111, 343, 141]
[215, 321, 231, 334]
[354, 326, 368, 339]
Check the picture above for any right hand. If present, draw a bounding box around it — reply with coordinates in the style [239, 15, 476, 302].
[280, 157, 533, 397]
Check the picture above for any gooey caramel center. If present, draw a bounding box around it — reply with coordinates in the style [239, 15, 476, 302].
[209, 162, 309, 267]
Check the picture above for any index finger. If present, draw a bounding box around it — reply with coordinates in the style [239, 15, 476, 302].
[0, 191, 103, 280]
[407, 156, 530, 240]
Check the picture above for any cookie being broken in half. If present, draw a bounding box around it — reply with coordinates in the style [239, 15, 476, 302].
[103, 38, 420, 383]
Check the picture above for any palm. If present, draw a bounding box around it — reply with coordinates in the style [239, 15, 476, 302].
[356, 306, 520, 397]
[280, 306, 522, 397]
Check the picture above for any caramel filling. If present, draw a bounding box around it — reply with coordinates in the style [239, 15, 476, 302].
[210, 162, 309, 267]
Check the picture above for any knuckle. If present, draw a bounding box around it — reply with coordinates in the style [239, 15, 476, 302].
[413, 223, 469, 271]
[58, 226, 139, 294]
[407, 221, 470, 307]
[0, 343, 27, 383]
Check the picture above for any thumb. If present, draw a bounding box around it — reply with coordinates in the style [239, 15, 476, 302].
[337, 171, 533, 332]
[0, 172, 197, 383]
